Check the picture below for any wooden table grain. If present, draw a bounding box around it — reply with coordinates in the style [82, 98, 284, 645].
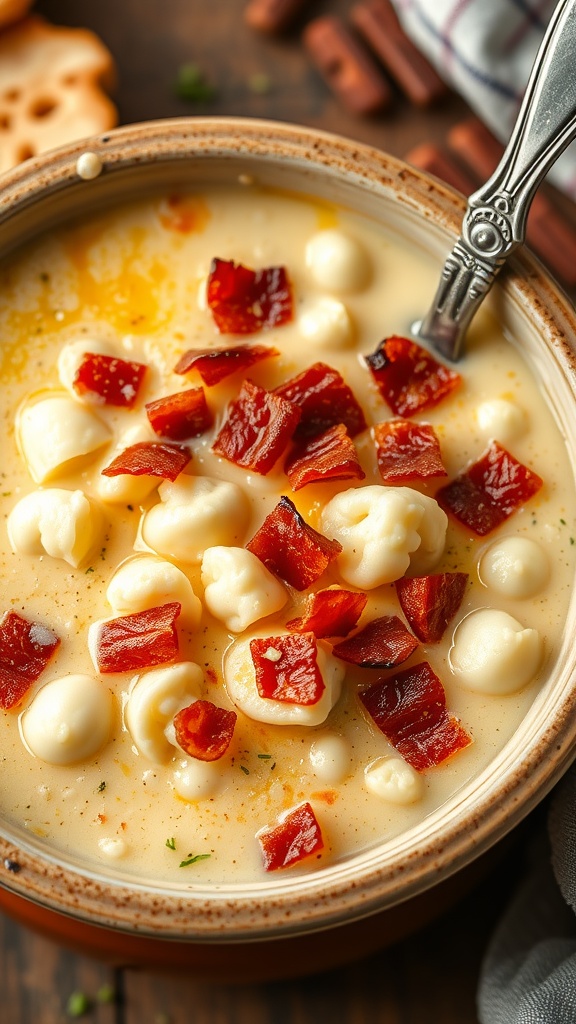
[4, 1, 572, 1020]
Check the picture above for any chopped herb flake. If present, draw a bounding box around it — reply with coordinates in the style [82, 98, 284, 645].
[179, 853, 211, 867]
[560, 518, 567, 525]
[257, 753, 272, 759]
[85, 567, 94, 574]
[240, 764, 250, 775]
[97, 781, 106, 793]
[166, 837, 176, 850]
[66, 992, 91, 1018]
[175, 63, 217, 102]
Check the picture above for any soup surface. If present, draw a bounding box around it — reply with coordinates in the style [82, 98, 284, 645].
[0, 182, 574, 885]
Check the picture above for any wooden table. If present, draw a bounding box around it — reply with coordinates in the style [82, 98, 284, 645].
[4, 1, 572, 1020]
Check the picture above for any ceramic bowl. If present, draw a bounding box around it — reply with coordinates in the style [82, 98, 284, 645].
[1, 118, 576, 981]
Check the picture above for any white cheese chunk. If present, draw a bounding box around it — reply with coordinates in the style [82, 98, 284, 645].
[172, 759, 224, 801]
[17, 395, 111, 483]
[201, 546, 287, 632]
[21, 674, 113, 766]
[124, 661, 204, 764]
[309, 733, 352, 784]
[106, 555, 202, 629]
[364, 756, 423, 804]
[98, 837, 128, 859]
[298, 296, 354, 350]
[141, 475, 250, 563]
[476, 398, 526, 442]
[57, 338, 114, 400]
[321, 485, 447, 588]
[224, 632, 344, 726]
[450, 609, 542, 695]
[305, 229, 371, 292]
[479, 536, 549, 598]
[7, 488, 104, 568]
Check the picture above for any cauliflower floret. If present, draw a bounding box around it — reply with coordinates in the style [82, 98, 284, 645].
[21, 674, 113, 766]
[320, 485, 447, 588]
[124, 662, 204, 764]
[364, 756, 423, 804]
[450, 609, 542, 694]
[479, 536, 549, 598]
[224, 632, 344, 726]
[141, 475, 250, 564]
[298, 296, 354, 349]
[7, 488, 104, 568]
[107, 555, 202, 629]
[201, 546, 287, 632]
[305, 229, 371, 292]
[476, 398, 526, 443]
[17, 395, 111, 483]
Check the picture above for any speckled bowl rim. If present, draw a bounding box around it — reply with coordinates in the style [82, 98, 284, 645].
[1, 116, 576, 943]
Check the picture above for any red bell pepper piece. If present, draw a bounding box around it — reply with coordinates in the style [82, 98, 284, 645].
[94, 603, 181, 673]
[0, 611, 60, 710]
[258, 801, 324, 871]
[436, 441, 543, 536]
[395, 572, 468, 643]
[173, 699, 237, 761]
[286, 588, 367, 638]
[73, 352, 147, 408]
[274, 362, 367, 439]
[212, 379, 301, 474]
[360, 661, 472, 771]
[101, 441, 191, 481]
[207, 258, 293, 334]
[247, 496, 342, 590]
[145, 388, 213, 441]
[373, 419, 446, 483]
[250, 633, 325, 705]
[285, 423, 365, 490]
[365, 336, 461, 416]
[174, 343, 278, 385]
[332, 615, 418, 668]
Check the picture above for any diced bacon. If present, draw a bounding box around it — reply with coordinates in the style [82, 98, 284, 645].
[0, 611, 60, 710]
[285, 423, 365, 491]
[158, 193, 210, 234]
[173, 699, 237, 761]
[212, 380, 301, 474]
[286, 588, 367, 638]
[332, 615, 418, 668]
[73, 352, 147, 408]
[258, 801, 324, 871]
[95, 603, 181, 673]
[436, 441, 543, 536]
[174, 343, 278, 385]
[365, 336, 461, 416]
[360, 661, 472, 771]
[145, 388, 213, 441]
[207, 258, 293, 334]
[373, 419, 446, 483]
[251, 633, 325, 705]
[247, 495, 342, 590]
[395, 572, 468, 643]
[101, 441, 191, 481]
[274, 362, 367, 439]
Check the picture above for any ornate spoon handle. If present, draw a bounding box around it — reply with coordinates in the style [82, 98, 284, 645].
[416, 0, 576, 361]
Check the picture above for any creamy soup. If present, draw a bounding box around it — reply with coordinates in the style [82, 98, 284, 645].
[0, 183, 574, 885]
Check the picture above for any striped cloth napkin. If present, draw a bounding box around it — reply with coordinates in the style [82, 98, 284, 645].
[390, 0, 576, 198]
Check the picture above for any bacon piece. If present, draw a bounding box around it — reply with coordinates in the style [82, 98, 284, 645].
[285, 423, 365, 490]
[247, 495, 342, 590]
[95, 603, 181, 673]
[332, 615, 418, 668]
[365, 336, 461, 416]
[212, 379, 301, 474]
[373, 419, 446, 483]
[258, 801, 324, 871]
[360, 661, 472, 771]
[274, 362, 367, 440]
[173, 699, 237, 761]
[73, 353, 147, 408]
[207, 258, 293, 334]
[395, 572, 468, 643]
[436, 441, 543, 536]
[101, 441, 191, 481]
[251, 633, 325, 705]
[174, 343, 278, 385]
[0, 611, 60, 710]
[286, 588, 367, 638]
[145, 387, 213, 441]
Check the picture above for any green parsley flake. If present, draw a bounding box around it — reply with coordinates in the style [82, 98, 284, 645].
[179, 853, 211, 867]
[66, 992, 91, 1018]
[240, 764, 250, 775]
[97, 781, 106, 793]
[257, 753, 272, 759]
[166, 837, 176, 850]
[175, 63, 217, 102]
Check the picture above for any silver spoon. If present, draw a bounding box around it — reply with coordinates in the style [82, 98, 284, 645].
[415, 0, 576, 362]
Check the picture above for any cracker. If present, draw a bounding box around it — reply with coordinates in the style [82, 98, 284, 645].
[0, 15, 117, 174]
[0, 0, 34, 31]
